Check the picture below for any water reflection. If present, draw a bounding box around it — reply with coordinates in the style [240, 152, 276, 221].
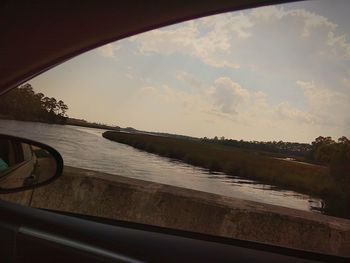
[0, 119, 326, 214]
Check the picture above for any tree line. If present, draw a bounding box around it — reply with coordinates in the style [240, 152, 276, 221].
[201, 135, 350, 182]
[201, 136, 311, 156]
[310, 136, 350, 182]
[0, 83, 69, 124]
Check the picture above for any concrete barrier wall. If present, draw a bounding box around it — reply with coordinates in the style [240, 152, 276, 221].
[2, 166, 350, 257]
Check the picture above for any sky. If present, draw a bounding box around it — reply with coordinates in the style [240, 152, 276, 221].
[30, 0, 350, 143]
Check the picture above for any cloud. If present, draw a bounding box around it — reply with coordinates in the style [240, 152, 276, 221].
[296, 80, 337, 110]
[149, 75, 342, 128]
[262, 7, 348, 60]
[275, 102, 314, 124]
[98, 43, 121, 58]
[126, 3, 350, 132]
[249, 6, 338, 36]
[327, 32, 350, 59]
[139, 86, 156, 93]
[207, 77, 250, 114]
[129, 20, 239, 68]
[130, 71, 350, 141]
[129, 4, 350, 73]
[103, 4, 350, 141]
[296, 80, 350, 127]
[176, 71, 202, 89]
[231, 5, 350, 84]
[139, 75, 312, 124]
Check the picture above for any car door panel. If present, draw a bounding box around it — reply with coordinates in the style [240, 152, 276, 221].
[1, 200, 346, 262]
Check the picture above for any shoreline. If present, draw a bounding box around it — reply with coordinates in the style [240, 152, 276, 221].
[0, 116, 120, 131]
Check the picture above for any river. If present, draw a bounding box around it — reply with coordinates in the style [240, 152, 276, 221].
[0, 119, 325, 214]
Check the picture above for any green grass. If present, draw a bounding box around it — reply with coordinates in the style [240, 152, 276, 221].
[103, 131, 337, 197]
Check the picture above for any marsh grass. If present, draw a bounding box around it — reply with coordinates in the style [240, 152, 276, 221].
[103, 131, 337, 197]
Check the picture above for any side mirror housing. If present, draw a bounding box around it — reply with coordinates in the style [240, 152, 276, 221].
[0, 134, 63, 193]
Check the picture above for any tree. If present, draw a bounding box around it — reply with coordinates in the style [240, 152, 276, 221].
[0, 83, 69, 124]
[310, 136, 337, 164]
[330, 137, 350, 182]
[338, 136, 350, 144]
[58, 100, 68, 116]
[312, 136, 335, 146]
[310, 136, 349, 182]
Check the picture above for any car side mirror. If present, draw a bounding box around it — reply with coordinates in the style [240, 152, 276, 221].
[0, 134, 63, 193]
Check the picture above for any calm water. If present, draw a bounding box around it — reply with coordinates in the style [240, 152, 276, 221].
[0, 119, 324, 213]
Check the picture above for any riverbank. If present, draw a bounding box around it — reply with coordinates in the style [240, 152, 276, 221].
[102, 131, 337, 198]
[66, 117, 120, 130]
[0, 115, 121, 130]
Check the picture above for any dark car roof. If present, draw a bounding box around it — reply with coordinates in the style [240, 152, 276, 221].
[0, 0, 294, 94]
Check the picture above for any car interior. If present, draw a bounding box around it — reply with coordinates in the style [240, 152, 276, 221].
[0, 1, 349, 262]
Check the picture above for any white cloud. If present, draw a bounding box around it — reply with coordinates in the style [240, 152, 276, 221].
[139, 75, 314, 125]
[98, 43, 121, 58]
[327, 32, 350, 59]
[275, 102, 314, 124]
[129, 20, 239, 68]
[129, 4, 350, 73]
[207, 77, 250, 114]
[234, 5, 350, 83]
[296, 80, 349, 112]
[296, 80, 337, 110]
[296, 80, 350, 127]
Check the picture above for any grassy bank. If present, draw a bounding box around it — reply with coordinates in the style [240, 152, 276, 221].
[103, 131, 336, 197]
